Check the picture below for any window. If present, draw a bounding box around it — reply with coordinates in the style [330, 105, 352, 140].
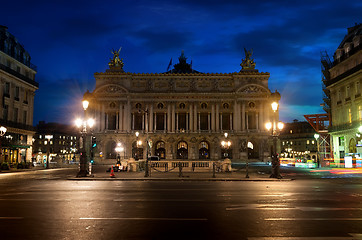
[359, 106, 362, 120]
[346, 85, 350, 98]
[223, 103, 229, 109]
[133, 112, 142, 130]
[13, 108, 18, 122]
[178, 113, 187, 130]
[108, 113, 116, 130]
[23, 90, 28, 104]
[179, 103, 185, 109]
[199, 113, 209, 130]
[356, 81, 360, 94]
[4, 82, 10, 96]
[348, 108, 352, 123]
[338, 89, 341, 100]
[156, 113, 165, 130]
[339, 136, 345, 146]
[307, 140, 310, 144]
[3, 105, 8, 120]
[15, 86, 19, 101]
[221, 113, 230, 130]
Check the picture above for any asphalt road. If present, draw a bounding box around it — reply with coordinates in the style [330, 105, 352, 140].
[0, 168, 362, 240]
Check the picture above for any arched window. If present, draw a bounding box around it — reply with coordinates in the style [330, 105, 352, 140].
[177, 141, 188, 159]
[199, 141, 210, 159]
[155, 141, 166, 159]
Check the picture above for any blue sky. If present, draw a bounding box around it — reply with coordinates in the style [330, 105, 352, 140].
[1, 0, 361, 125]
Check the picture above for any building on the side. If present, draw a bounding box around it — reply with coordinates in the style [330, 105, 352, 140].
[0, 26, 38, 164]
[32, 121, 80, 166]
[279, 120, 318, 162]
[325, 23, 362, 164]
[84, 49, 281, 163]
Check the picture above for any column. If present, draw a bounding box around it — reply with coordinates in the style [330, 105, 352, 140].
[216, 103, 219, 131]
[149, 104, 153, 132]
[171, 103, 175, 132]
[123, 103, 127, 132]
[119, 103, 123, 131]
[211, 103, 215, 132]
[194, 104, 197, 131]
[176, 113, 179, 131]
[167, 104, 171, 132]
[259, 102, 264, 131]
[208, 113, 211, 132]
[233, 101, 238, 132]
[164, 112, 167, 131]
[242, 102, 245, 131]
[101, 104, 105, 131]
[127, 101, 131, 132]
[142, 112, 145, 130]
[189, 104, 193, 132]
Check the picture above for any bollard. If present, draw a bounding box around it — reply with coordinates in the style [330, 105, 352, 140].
[178, 161, 183, 177]
[245, 160, 249, 178]
[212, 161, 216, 178]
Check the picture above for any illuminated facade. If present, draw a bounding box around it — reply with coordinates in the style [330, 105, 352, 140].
[32, 122, 80, 166]
[0, 26, 38, 164]
[85, 49, 280, 163]
[326, 23, 362, 162]
[279, 120, 318, 161]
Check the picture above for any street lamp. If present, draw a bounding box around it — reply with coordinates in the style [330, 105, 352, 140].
[314, 133, 320, 168]
[136, 109, 150, 177]
[44, 135, 53, 169]
[75, 99, 95, 177]
[265, 101, 284, 179]
[0, 126, 7, 163]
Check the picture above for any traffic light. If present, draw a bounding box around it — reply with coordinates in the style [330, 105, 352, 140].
[91, 136, 97, 148]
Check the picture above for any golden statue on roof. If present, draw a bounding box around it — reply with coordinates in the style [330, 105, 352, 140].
[108, 47, 124, 71]
[240, 48, 256, 70]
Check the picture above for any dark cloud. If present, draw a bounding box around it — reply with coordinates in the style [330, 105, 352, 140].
[1, 0, 360, 124]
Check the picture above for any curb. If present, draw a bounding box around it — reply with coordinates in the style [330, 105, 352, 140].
[67, 177, 294, 181]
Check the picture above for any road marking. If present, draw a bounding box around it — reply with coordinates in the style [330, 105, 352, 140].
[0, 217, 24, 220]
[78, 217, 207, 221]
[248, 235, 362, 240]
[113, 199, 204, 202]
[227, 204, 362, 211]
[265, 218, 362, 221]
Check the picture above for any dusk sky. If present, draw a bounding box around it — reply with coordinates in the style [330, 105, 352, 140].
[2, 0, 361, 125]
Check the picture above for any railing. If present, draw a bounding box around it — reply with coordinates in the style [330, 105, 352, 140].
[145, 160, 231, 173]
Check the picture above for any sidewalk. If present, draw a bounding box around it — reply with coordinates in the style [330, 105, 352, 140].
[69, 165, 293, 181]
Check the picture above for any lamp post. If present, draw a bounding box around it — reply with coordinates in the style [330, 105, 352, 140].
[314, 133, 320, 168]
[75, 99, 95, 177]
[265, 101, 284, 179]
[0, 126, 7, 163]
[44, 135, 53, 169]
[137, 109, 150, 177]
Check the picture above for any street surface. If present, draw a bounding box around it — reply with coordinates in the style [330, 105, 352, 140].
[0, 167, 362, 239]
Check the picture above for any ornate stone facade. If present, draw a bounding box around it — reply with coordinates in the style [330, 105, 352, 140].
[85, 50, 279, 163]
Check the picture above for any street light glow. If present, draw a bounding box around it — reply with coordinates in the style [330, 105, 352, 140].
[87, 118, 95, 128]
[277, 122, 284, 130]
[271, 102, 279, 112]
[314, 133, 320, 140]
[265, 122, 272, 131]
[82, 100, 89, 110]
[75, 118, 82, 128]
